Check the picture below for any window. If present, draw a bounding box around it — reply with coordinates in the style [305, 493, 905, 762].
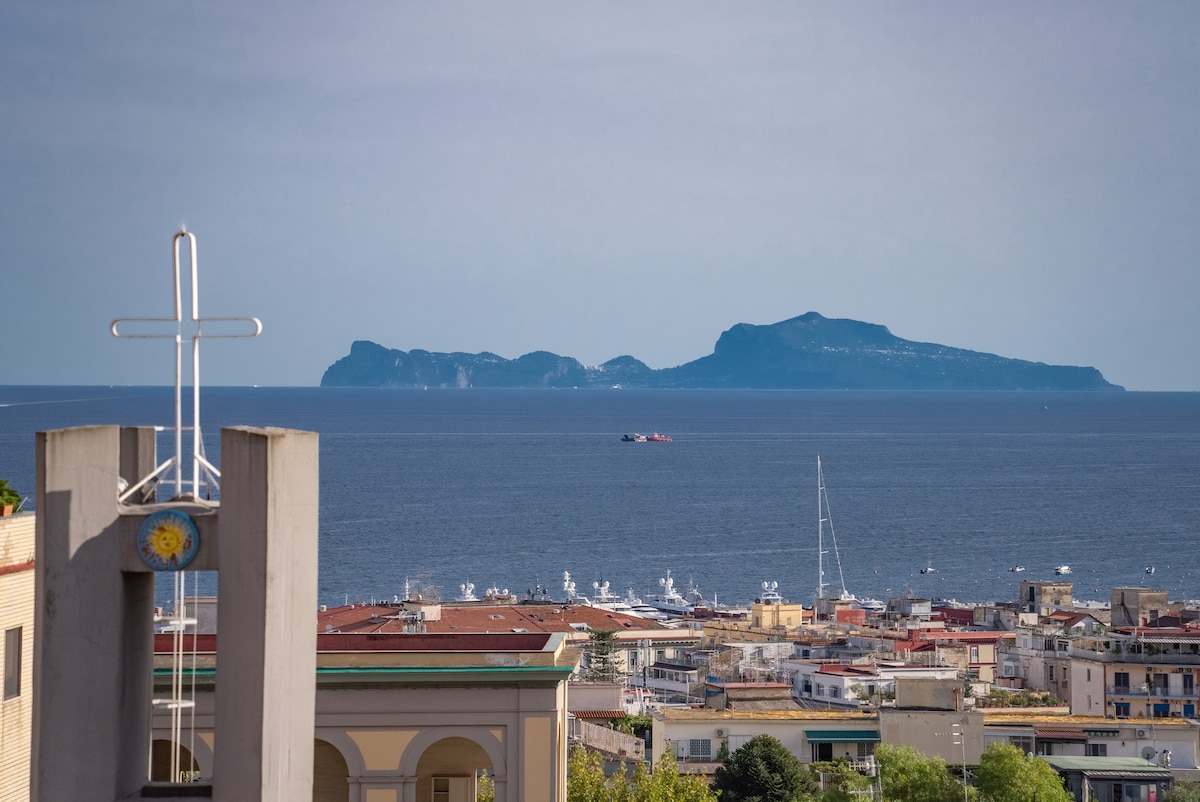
[1115, 703, 1130, 718]
[1114, 672, 1130, 692]
[3, 627, 20, 700]
[970, 646, 979, 663]
[830, 686, 839, 699]
[816, 683, 825, 696]
[1087, 668, 1092, 682]
[431, 776, 472, 802]
[689, 739, 712, 760]
[1086, 743, 1108, 757]
[1048, 665, 1055, 682]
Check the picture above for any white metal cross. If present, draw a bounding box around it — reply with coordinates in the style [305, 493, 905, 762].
[111, 228, 262, 501]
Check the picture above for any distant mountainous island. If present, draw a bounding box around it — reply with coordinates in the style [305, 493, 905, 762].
[320, 312, 1123, 391]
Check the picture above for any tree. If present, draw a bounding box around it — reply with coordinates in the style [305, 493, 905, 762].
[567, 746, 717, 802]
[568, 747, 613, 802]
[584, 629, 626, 682]
[1164, 779, 1200, 802]
[627, 755, 718, 802]
[476, 769, 495, 802]
[875, 743, 969, 802]
[974, 742, 1071, 802]
[810, 758, 872, 802]
[711, 733, 819, 802]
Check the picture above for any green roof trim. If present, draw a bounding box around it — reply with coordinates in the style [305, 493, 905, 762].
[154, 665, 573, 678]
[315, 665, 575, 676]
[805, 729, 881, 743]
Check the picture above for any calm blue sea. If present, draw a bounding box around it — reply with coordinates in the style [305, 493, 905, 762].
[2, 386, 1199, 609]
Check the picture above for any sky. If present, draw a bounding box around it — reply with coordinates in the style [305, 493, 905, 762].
[3, 3, 1199, 390]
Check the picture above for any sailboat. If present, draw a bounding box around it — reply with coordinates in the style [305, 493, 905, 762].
[816, 455, 855, 615]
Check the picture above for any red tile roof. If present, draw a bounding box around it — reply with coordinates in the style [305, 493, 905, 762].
[155, 631, 554, 653]
[570, 710, 627, 720]
[316, 601, 680, 639]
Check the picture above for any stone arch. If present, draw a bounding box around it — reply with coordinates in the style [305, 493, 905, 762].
[313, 727, 367, 779]
[400, 728, 507, 802]
[398, 727, 506, 779]
[313, 738, 350, 802]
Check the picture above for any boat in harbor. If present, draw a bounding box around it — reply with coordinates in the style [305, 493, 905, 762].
[758, 580, 784, 604]
[815, 456, 858, 613]
[645, 433, 672, 442]
[621, 434, 648, 442]
[1055, 564, 1072, 575]
[621, 432, 672, 442]
[644, 570, 697, 616]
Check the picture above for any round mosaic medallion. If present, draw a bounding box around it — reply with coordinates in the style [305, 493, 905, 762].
[136, 509, 200, 571]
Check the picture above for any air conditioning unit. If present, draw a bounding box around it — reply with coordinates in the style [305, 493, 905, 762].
[715, 728, 728, 738]
[1136, 728, 1150, 738]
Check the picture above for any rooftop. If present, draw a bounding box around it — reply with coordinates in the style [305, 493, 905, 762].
[316, 600, 688, 640]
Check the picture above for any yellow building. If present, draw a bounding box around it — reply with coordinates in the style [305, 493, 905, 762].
[152, 630, 574, 802]
[0, 510, 34, 802]
[702, 598, 809, 643]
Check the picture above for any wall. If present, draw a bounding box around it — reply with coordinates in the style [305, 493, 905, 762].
[0, 512, 34, 802]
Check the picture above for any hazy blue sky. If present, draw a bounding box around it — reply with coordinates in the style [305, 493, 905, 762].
[4, 3, 1198, 390]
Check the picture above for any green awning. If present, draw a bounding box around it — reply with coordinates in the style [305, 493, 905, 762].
[805, 729, 881, 743]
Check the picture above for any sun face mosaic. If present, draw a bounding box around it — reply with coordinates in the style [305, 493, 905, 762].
[137, 509, 200, 571]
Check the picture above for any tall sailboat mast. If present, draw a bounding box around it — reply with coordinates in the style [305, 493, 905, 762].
[816, 455, 850, 605]
[817, 455, 828, 603]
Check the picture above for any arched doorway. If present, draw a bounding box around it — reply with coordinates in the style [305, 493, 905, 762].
[313, 738, 350, 802]
[414, 736, 493, 802]
[149, 739, 199, 783]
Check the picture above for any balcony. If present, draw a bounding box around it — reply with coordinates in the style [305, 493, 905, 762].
[1107, 686, 1198, 700]
[1069, 645, 1200, 665]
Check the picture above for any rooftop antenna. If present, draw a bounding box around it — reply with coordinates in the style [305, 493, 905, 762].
[111, 227, 262, 502]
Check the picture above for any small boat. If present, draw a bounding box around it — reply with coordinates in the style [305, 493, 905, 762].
[645, 433, 672, 442]
[1054, 564, 1072, 575]
[920, 558, 936, 574]
[621, 434, 648, 442]
[1145, 566, 1156, 575]
[1009, 565, 1025, 573]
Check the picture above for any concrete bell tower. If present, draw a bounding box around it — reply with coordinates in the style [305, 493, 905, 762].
[30, 230, 319, 801]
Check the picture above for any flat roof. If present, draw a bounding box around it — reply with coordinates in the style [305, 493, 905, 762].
[655, 708, 877, 722]
[1044, 756, 1173, 779]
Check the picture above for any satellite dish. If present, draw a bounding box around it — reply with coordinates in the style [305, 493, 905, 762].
[1141, 746, 1157, 761]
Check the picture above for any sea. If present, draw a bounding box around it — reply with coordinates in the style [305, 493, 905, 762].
[1, 386, 1198, 611]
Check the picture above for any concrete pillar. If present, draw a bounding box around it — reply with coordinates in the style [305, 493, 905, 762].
[32, 426, 158, 802]
[213, 426, 319, 802]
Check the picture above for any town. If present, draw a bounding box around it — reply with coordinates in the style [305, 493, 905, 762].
[4, 482, 1197, 800]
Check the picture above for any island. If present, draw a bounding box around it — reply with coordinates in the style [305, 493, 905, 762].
[319, 312, 1123, 391]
